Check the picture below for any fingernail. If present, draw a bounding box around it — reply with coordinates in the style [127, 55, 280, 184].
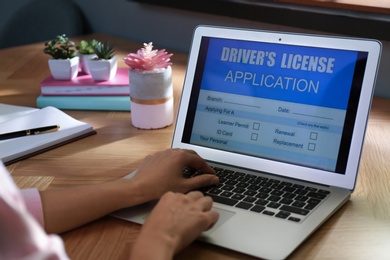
[210, 176, 219, 185]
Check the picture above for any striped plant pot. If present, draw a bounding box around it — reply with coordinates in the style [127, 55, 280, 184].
[129, 66, 174, 129]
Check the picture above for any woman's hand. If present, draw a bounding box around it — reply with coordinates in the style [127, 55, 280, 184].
[130, 191, 219, 260]
[38, 149, 218, 234]
[130, 149, 219, 202]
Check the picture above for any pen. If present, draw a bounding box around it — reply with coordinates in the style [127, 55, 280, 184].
[0, 125, 60, 140]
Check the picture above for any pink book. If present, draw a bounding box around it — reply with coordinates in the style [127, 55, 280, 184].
[40, 68, 129, 96]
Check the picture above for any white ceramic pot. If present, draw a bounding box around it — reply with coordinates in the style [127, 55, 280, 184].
[87, 56, 118, 81]
[129, 66, 174, 129]
[78, 53, 97, 75]
[48, 56, 79, 80]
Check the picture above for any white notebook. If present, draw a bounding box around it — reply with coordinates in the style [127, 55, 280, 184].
[0, 104, 95, 165]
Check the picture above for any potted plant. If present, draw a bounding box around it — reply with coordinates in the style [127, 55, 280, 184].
[87, 41, 117, 81]
[44, 34, 79, 80]
[123, 42, 173, 129]
[76, 39, 98, 74]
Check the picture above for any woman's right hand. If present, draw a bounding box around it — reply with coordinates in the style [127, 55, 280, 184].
[130, 191, 219, 260]
[129, 148, 219, 203]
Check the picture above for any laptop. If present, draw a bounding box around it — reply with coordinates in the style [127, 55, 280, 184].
[113, 25, 382, 259]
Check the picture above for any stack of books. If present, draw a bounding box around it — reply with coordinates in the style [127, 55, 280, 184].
[36, 68, 131, 111]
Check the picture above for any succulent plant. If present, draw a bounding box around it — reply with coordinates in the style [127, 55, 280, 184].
[92, 41, 115, 60]
[44, 34, 77, 59]
[123, 42, 173, 71]
[76, 39, 98, 55]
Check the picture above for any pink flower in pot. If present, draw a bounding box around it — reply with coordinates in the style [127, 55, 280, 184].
[124, 42, 173, 72]
[124, 43, 174, 129]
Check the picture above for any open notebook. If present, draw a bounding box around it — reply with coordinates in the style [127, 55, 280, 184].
[0, 104, 95, 165]
[113, 26, 381, 259]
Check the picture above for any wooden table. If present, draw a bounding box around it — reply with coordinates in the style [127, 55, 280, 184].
[2, 34, 390, 259]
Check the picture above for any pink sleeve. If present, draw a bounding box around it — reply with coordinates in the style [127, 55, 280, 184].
[21, 188, 45, 227]
[0, 163, 69, 260]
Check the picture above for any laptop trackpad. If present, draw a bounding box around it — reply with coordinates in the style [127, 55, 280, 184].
[202, 207, 236, 235]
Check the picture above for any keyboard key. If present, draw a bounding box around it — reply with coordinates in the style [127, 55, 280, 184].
[216, 172, 229, 178]
[247, 184, 261, 191]
[292, 201, 306, 208]
[248, 179, 261, 185]
[271, 184, 284, 190]
[232, 187, 246, 194]
[275, 211, 290, 219]
[305, 187, 317, 192]
[243, 196, 257, 203]
[268, 195, 281, 202]
[250, 205, 265, 213]
[305, 198, 321, 210]
[221, 191, 234, 197]
[223, 169, 235, 174]
[307, 192, 327, 199]
[305, 203, 318, 210]
[295, 189, 309, 195]
[261, 182, 273, 188]
[288, 217, 301, 222]
[283, 192, 296, 199]
[209, 188, 223, 195]
[307, 198, 321, 205]
[225, 180, 238, 185]
[295, 195, 309, 202]
[207, 194, 238, 206]
[259, 187, 272, 193]
[236, 182, 250, 189]
[271, 190, 284, 196]
[262, 210, 275, 216]
[283, 186, 296, 193]
[236, 202, 253, 210]
[267, 202, 281, 209]
[226, 174, 238, 180]
[255, 199, 268, 206]
[318, 189, 331, 195]
[256, 193, 268, 199]
[219, 177, 228, 184]
[280, 198, 293, 205]
[237, 176, 250, 182]
[221, 185, 235, 191]
[292, 184, 304, 189]
[244, 190, 257, 196]
[280, 205, 310, 215]
[232, 194, 245, 200]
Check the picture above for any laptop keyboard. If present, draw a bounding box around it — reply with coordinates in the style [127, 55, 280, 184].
[184, 166, 330, 223]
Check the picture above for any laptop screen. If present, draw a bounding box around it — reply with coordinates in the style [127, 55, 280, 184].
[181, 36, 368, 174]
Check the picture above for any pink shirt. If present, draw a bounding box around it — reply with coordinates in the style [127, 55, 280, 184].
[0, 163, 69, 260]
